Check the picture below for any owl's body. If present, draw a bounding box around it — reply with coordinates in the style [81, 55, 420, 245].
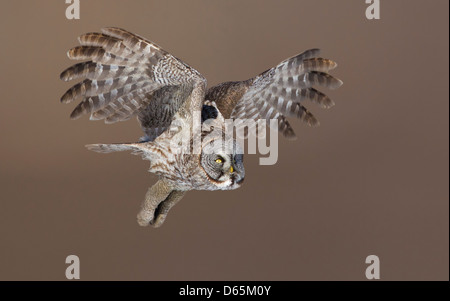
[60, 28, 342, 227]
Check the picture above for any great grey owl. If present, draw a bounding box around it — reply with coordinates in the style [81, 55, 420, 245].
[60, 27, 342, 228]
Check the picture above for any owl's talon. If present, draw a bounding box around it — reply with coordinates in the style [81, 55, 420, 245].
[150, 213, 167, 228]
[137, 209, 154, 227]
[136, 209, 166, 228]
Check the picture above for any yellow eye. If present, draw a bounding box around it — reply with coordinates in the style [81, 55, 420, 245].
[215, 158, 223, 164]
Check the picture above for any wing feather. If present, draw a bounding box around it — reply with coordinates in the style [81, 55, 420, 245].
[206, 49, 342, 139]
[60, 27, 206, 140]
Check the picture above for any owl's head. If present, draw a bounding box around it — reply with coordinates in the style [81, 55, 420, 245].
[200, 137, 245, 190]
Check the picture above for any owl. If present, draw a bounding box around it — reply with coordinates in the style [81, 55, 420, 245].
[60, 28, 342, 228]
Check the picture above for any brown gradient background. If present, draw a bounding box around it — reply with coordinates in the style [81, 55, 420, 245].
[0, 0, 448, 281]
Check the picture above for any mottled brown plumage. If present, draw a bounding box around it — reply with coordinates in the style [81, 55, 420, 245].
[60, 28, 342, 227]
[205, 81, 250, 119]
[205, 48, 342, 139]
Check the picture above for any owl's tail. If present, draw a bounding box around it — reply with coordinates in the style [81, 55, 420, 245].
[86, 143, 138, 153]
[86, 142, 157, 162]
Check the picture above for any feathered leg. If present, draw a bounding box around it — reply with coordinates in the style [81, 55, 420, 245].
[151, 190, 186, 228]
[137, 180, 186, 228]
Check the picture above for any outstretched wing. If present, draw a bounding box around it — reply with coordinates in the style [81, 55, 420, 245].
[60, 27, 206, 140]
[205, 49, 342, 139]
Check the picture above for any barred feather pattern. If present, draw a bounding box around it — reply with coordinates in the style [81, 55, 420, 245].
[227, 49, 342, 139]
[60, 27, 205, 128]
[60, 28, 343, 228]
[86, 141, 179, 179]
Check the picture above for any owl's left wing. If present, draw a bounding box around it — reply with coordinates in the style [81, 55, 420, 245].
[205, 49, 342, 139]
[60, 27, 206, 138]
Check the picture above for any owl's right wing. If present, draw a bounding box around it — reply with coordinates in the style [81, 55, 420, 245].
[60, 27, 206, 140]
[205, 49, 342, 139]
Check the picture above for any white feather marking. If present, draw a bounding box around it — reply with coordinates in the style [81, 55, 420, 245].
[277, 97, 284, 110]
[134, 41, 142, 51]
[95, 64, 103, 78]
[123, 83, 133, 94]
[246, 107, 258, 116]
[91, 80, 98, 91]
[247, 109, 260, 120]
[98, 94, 106, 107]
[286, 100, 292, 113]
[109, 101, 119, 110]
[285, 87, 292, 96]
[259, 101, 269, 114]
[123, 104, 133, 113]
[105, 78, 113, 86]
[110, 89, 118, 99]
[130, 99, 139, 107]
[272, 112, 280, 119]
[118, 77, 127, 86]
[88, 97, 94, 109]
[143, 44, 151, 54]
[266, 107, 275, 119]
[303, 74, 308, 85]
